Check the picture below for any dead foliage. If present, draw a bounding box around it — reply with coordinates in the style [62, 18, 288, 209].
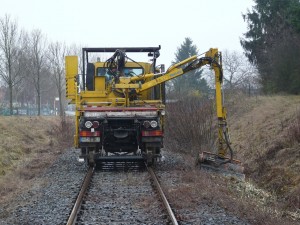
[165, 96, 217, 156]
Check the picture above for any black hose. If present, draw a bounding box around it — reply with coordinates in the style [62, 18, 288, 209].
[216, 130, 233, 166]
[104, 49, 127, 78]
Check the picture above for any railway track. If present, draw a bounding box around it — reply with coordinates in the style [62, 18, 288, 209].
[67, 163, 179, 225]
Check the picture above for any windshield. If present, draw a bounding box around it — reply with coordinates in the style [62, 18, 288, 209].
[97, 67, 144, 79]
[123, 68, 144, 76]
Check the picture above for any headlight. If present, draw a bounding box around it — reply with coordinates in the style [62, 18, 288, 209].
[150, 120, 158, 128]
[160, 110, 166, 116]
[85, 121, 93, 128]
[143, 120, 151, 128]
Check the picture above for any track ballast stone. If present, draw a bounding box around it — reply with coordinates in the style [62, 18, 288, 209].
[77, 170, 169, 225]
[0, 149, 87, 225]
[1, 148, 250, 225]
[156, 149, 250, 225]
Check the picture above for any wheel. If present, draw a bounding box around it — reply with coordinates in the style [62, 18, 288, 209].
[87, 150, 95, 167]
[146, 148, 155, 166]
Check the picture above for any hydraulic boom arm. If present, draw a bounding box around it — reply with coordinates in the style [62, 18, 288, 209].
[115, 48, 230, 160]
[65, 45, 243, 173]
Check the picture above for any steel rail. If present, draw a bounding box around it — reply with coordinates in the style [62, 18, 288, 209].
[67, 166, 94, 225]
[147, 167, 179, 225]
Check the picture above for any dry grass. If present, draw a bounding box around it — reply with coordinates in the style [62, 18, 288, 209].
[164, 93, 300, 224]
[228, 95, 300, 212]
[162, 167, 297, 225]
[0, 116, 74, 204]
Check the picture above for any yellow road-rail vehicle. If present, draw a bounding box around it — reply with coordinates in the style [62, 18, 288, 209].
[65, 46, 242, 170]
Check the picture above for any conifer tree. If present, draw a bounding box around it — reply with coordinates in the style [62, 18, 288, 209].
[169, 37, 209, 97]
[241, 0, 300, 94]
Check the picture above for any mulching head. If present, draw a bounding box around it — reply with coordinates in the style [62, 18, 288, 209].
[199, 151, 245, 179]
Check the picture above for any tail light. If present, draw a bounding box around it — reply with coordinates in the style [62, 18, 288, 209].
[142, 130, 163, 137]
[80, 131, 101, 137]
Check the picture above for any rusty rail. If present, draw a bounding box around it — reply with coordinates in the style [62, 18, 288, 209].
[147, 167, 179, 225]
[67, 166, 94, 225]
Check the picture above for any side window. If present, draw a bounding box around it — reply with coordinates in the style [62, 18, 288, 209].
[96, 67, 144, 78]
[97, 68, 106, 76]
[96, 68, 112, 81]
[133, 68, 143, 75]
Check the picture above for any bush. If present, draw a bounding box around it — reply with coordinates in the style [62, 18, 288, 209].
[165, 96, 217, 156]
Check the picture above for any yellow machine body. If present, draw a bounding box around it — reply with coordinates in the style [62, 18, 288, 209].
[65, 46, 242, 169]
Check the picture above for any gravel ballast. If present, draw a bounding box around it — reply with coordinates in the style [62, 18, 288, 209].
[78, 170, 168, 224]
[156, 150, 250, 225]
[0, 149, 87, 225]
[0, 148, 251, 225]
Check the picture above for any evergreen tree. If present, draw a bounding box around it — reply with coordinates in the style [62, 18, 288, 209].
[241, 0, 300, 94]
[169, 37, 209, 97]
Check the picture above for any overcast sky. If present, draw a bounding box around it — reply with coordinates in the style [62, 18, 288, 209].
[1, 0, 254, 66]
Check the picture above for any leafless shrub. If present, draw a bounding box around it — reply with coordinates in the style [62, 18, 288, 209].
[165, 96, 217, 156]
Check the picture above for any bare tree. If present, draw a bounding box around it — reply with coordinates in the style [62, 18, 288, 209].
[28, 29, 47, 115]
[15, 31, 37, 114]
[47, 41, 67, 118]
[222, 50, 257, 90]
[0, 14, 24, 114]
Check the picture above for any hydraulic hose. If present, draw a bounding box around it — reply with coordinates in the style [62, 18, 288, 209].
[217, 129, 233, 165]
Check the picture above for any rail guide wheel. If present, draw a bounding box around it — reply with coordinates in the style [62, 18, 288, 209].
[87, 150, 95, 166]
[146, 148, 155, 166]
